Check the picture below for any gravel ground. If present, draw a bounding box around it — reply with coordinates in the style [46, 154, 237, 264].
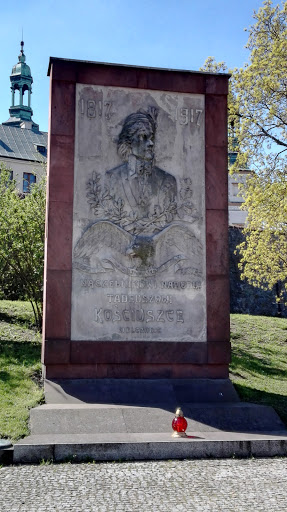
[1, 458, 287, 511]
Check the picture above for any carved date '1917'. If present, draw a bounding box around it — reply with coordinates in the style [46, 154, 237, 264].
[80, 99, 112, 119]
[175, 108, 203, 126]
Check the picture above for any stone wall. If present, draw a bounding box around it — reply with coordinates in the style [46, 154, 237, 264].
[229, 227, 287, 318]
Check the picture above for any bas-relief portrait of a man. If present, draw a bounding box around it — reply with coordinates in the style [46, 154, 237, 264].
[106, 107, 177, 236]
[74, 106, 203, 279]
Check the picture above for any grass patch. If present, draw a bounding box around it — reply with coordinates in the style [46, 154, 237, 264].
[230, 314, 287, 425]
[0, 300, 36, 327]
[0, 301, 44, 441]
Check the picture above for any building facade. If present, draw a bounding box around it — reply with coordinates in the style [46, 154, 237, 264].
[228, 170, 251, 227]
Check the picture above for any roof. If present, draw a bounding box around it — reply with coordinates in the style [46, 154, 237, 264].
[48, 56, 231, 78]
[0, 124, 47, 163]
[11, 61, 32, 78]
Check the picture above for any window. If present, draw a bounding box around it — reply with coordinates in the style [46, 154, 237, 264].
[228, 152, 238, 166]
[23, 172, 36, 193]
[232, 182, 239, 196]
[35, 144, 46, 154]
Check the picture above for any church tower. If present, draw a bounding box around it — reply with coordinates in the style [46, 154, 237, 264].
[3, 40, 39, 130]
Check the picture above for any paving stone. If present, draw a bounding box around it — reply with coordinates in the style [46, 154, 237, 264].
[1, 459, 287, 511]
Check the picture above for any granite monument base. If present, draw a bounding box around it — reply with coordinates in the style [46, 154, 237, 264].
[14, 431, 287, 464]
[43, 378, 238, 404]
[13, 378, 287, 463]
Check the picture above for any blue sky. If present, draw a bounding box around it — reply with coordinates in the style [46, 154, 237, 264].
[0, 0, 265, 132]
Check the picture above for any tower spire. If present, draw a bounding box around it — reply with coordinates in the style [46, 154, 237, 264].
[3, 40, 39, 130]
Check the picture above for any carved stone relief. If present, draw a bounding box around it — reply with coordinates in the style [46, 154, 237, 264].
[71, 86, 206, 342]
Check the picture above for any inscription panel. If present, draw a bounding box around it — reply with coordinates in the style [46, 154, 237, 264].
[71, 85, 206, 341]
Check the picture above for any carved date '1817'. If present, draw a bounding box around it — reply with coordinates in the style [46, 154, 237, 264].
[80, 98, 112, 119]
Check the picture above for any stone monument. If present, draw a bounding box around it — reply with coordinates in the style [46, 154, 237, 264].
[42, 58, 230, 380]
[13, 59, 287, 464]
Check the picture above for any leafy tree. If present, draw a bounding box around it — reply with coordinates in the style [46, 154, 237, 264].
[230, 0, 287, 177]
[234, 1, 287, 301]
[238, 174, 287, 296]
[201, 1, 287, 301]
[0, 166, 46, 329]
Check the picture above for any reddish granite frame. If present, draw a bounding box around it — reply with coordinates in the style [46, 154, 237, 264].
[42, 58, 230, 379]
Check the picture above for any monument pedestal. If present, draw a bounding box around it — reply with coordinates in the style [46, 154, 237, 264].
[43, 378, 239, 404]
[43, 58, 230, 381]
[18, 58, 285, 465]
[14, 431, 287, 464]
[14, 378, 287, 463]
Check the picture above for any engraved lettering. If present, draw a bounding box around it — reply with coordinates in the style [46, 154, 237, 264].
[87, 100, 96, 118]
[136, 309, 145, 321]
[113, 310, 121, 322]
[180, 108, 188, 125]
[133, 280, 157, 290]
[176, 310, 184, 323]
[160, 281, 196, 290]
[190, 108, 194, 123]
[175, 107, 203, 126]
[196, 109, 203, 126]
[80, 99, 114, 120]
[147, 310, 155, 322]
[94, 308, 103, 323]
[105, 102, 112, 119]
[93, 307, 186, 326]
[166, 310, 174, 322]
[98, 100, 103, 117]
[105, 293, 172, 304]
[84, 280, 204, 293]
[104, 309, 113, 321]
[80, 98, 85, 115]
[122, 310, 130, 321]
[119, 327, 162, 334]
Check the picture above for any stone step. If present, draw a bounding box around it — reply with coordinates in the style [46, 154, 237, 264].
[29, 403, 286, 435]
[14, 431, 287, 464]
[44, 378, 240, 405]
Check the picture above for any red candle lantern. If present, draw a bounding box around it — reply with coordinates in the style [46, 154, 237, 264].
[172, 407, 188, 437]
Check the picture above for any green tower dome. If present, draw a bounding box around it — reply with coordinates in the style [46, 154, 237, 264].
[3, 41, 39, 131]
[11, 48, 32, 77]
